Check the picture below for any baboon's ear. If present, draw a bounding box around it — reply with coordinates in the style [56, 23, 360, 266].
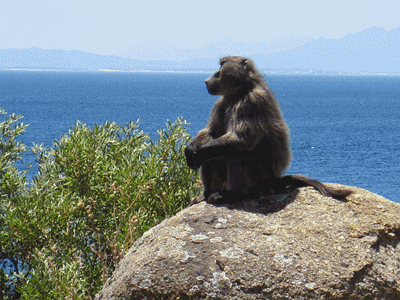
[242, 59, 249, 71]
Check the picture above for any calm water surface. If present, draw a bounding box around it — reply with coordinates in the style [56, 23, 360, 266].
[0, 71, 399, 202]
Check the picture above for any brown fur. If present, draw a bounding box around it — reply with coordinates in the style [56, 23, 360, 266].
[185, 56, 352, 202]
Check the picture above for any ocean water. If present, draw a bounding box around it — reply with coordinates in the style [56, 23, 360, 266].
[0, 70, 399, 202]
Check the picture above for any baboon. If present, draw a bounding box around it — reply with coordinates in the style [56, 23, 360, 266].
[185, 56, 352, 203]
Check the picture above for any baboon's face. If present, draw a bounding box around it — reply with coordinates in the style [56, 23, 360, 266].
[205, 57, 248, 96]
[204, 68, 222, 95]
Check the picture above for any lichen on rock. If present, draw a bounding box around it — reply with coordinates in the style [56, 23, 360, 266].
[95, 185, 400, 300]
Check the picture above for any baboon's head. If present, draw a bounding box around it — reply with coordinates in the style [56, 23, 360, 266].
[205, 56, 260, 96]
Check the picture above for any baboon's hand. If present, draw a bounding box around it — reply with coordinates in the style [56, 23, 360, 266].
[185, 145, 200, 170]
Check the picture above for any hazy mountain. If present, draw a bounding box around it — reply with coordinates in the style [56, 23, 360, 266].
[124, 37, 315, 61]
[254, 26, 400, 73]
[1, 27, 399, 73]
[0, 47, 190, 71]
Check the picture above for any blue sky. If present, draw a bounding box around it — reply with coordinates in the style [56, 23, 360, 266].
[1, 0, 400, 59]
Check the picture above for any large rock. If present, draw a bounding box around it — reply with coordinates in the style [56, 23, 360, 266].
[95, 185, 400, 299]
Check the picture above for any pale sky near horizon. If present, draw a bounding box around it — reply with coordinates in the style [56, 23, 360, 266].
[1, 0, 400, 59]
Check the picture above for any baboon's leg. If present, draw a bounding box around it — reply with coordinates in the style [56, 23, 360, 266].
[226, 154, 254, 195]
[200, 158, 226, 197]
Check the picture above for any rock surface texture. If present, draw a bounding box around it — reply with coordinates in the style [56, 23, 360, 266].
[95, 185, 400, 299]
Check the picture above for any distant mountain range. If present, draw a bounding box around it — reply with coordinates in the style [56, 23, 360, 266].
[1, 27, 399, 73]
[255, 26, 400, 73]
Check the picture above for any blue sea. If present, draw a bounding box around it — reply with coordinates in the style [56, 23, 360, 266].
[0, 70, 399, 202]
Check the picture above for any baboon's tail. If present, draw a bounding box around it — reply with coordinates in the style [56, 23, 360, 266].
[280, 174, 352, 201]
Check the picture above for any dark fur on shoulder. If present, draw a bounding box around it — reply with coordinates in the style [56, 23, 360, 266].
[185, 56, 352, 203]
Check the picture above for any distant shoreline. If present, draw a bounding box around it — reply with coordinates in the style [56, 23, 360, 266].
[1, 67, 399, 76]
[0, 68, 213, 74]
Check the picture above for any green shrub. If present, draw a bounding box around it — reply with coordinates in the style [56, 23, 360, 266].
[0, 109, 29, 299]
[0, 110, 201, 299]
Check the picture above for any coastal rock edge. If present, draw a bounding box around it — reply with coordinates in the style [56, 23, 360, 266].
[95, 185, 400, 299]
